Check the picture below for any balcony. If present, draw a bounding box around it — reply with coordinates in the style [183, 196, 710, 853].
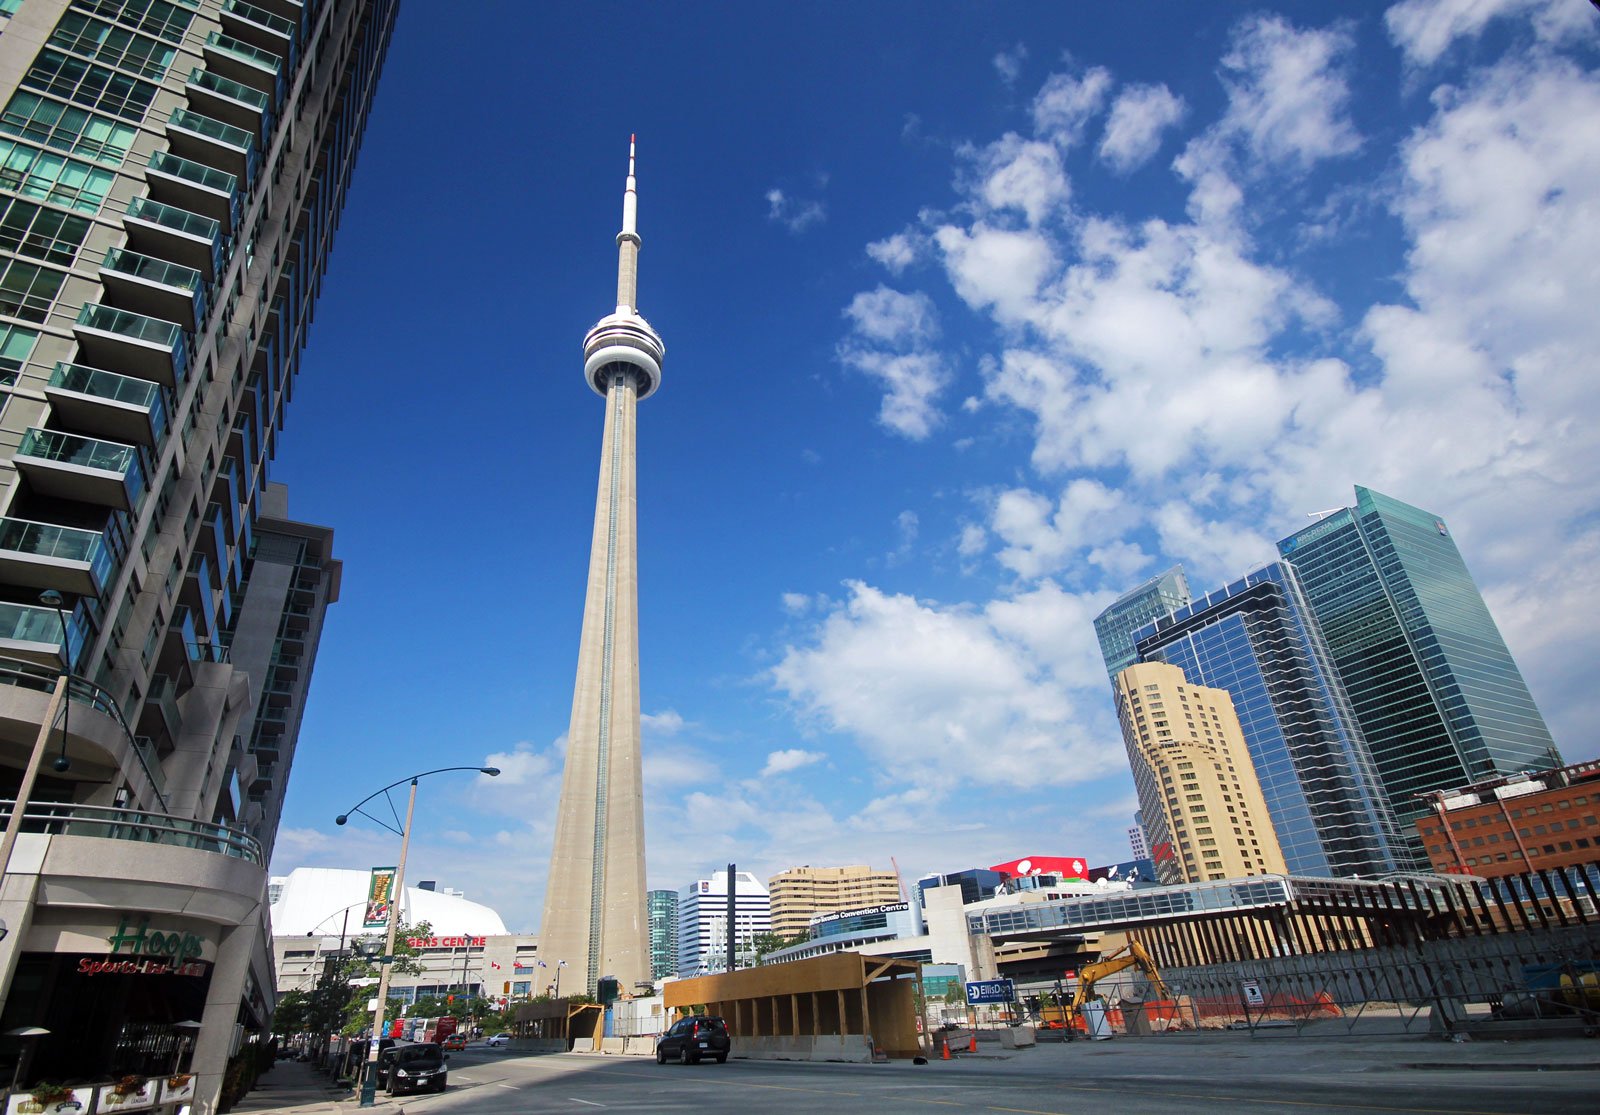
[145, 150, 241, 232]
[0, 801, 261, 864]
[220, 1, 297, 60]
[0, 602, 82, 669]
[184, 67, 274, 141]
[202, 32, 283, 99]
[0, 518, 112, 596]
[145, 671, 183, 744]
[14, 427, 147, 511]
[165, 107, 259, 182]
[44, 363, 169, 447]
[0, 657, 168, 805]
[72, 304, 189, 387]
[123, 196, 223, 279]
[98, 248, 206, 330]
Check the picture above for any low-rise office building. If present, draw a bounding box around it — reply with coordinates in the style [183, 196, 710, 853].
[1416, 761, 1600, 879]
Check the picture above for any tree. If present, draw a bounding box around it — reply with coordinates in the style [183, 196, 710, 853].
[751, 931, 809, 962]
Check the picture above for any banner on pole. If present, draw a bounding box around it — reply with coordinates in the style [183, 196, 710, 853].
[363, 866, 397, 929]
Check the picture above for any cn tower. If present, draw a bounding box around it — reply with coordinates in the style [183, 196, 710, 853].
[539, 138, 662, 995]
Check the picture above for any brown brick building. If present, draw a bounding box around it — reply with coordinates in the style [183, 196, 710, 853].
[1416, 761, 1600, 878]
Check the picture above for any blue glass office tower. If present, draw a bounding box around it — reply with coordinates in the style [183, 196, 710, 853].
[1133, 564, 1409, 876]
[1278, 487, 1561, 846]
[1094, 566, 1190, 683]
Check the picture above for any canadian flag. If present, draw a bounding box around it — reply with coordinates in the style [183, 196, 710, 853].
[490, 961, 501, 970]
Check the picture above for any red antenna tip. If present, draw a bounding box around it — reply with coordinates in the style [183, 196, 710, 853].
[630, 133, 636, 143]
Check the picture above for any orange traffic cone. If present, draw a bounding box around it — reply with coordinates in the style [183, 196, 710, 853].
[967, 1031, 977, 1053]
[941, 1036, 952, 1060]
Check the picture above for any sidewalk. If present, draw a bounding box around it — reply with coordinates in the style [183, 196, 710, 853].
[229, 1058, 403, 1115]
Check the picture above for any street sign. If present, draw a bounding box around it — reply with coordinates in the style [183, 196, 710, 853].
[965, 979, 1015, 1005]
[1240, 980, 1264, 1006]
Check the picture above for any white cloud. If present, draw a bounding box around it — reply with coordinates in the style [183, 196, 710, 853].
[839, 287, 949, 439]
[887, 509, 919, 566]
[1099, 83, 1187, 173]
[642, 709, 687, 736]
[765, 187, 826, 233]
[934, 222, 1056, 325]
[957, 523, 987, 558]
[781, 592, 813, 615]
[843, 286, 939, 347]
[761, 749, 827, 777]
[991, 479, 1138, 581]
[1218, 14, 1361, 170]
[866, 231, 919, 274]
[972, 134, 1070, 226]
[771, 582, 1125, 797]
[1032, 67, 1113, 148]
[1385, 0, 1594, 67]
[993, 43, 1028, 86]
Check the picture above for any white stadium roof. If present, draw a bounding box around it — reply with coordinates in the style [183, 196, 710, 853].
[270, 867, 509, 938]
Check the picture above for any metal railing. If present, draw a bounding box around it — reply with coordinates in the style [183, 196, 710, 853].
[0, 799, 261, 865]
[0, 655, 168, 806]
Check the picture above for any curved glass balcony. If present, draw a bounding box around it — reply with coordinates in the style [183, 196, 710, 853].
[15, 426, 147, 510]
[0, 517, 112, 595]
[0, 801, 259, 864]
[73, 303, 190, 387]
[45, 363, 169, 447]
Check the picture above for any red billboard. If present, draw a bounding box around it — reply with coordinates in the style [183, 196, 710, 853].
[990, 856, 1088, 880]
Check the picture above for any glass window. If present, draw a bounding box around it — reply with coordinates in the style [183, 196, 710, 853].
[0, 324, 38, 375]
[0, 257, 66, 322]
[0, 92, 136, 165]
[72, 0, 197, 45]
[0, 196, 92, 264]
[49, 12, 177, 80]
[22, 50, 158, 121]
[0, 140, 115, 212]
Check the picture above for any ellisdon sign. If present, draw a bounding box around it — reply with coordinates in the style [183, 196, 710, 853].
[79, 916, 208, 976]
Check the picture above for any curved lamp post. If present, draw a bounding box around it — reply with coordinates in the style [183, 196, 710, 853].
[335, 766, 498, 1107]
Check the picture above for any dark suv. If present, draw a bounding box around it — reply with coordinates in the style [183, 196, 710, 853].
[377, 1042, 448, 1095]
[655, 1015, 730, 1064]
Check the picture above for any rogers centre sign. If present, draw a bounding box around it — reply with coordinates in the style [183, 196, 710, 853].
[406, 936, 486, 948]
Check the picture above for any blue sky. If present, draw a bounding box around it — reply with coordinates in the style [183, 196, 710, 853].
[269, 0, 1600, 933]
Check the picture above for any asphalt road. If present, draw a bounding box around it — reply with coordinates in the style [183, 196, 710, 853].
[400, 1044, 1598, 1115]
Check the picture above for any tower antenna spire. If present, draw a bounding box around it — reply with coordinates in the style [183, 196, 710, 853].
[616, 134, 640, 312]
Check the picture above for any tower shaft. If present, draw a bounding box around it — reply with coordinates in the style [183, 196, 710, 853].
[540, 140, 662, 995]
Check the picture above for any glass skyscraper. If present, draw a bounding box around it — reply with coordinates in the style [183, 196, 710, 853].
[1278, 486, 1561, 847]
[1094, 565, 1190, 682]
[1133, 564, 1409, 876]
[647, 888, 678, 979]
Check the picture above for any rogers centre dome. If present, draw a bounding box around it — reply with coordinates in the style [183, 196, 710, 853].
[270, 867, 508, 937]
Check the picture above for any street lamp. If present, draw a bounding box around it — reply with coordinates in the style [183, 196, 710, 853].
[553, 959, 566, 999]
[37, 591, 71, 775]
[335, 765, 499, 1107]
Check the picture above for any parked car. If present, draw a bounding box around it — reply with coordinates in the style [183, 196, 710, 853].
[442, 1034, 468, 1051]
[485, 1033, 511, 1048]
[655, 1015, 730, 1065]
[377, 1042, 449, 1095]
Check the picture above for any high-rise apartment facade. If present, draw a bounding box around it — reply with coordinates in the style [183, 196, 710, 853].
[1113, 661, 1287, 884]
[767, 863, 902, 939]
[646, 887, 676, 980]
[0, 1, 392, 1108]
[1132, 564, 1408, 877]
[1093, 565, 1189, 683]
[539, 141, 659, 996]
[676, 869, 770, 977]
[1278, 487, 1562, 849]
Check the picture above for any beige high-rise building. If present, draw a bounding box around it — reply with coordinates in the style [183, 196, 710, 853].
[1114, 662, 1287, 884]
[768, 864, 903, 938]
[538, 140, 661, 995]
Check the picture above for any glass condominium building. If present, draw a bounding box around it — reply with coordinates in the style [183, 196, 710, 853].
[647, 888, 677, 980]
[0, 0, 395, 1107]
[1278, 486, 1561, 849]
[1133, 563, 1409, 877]
[1094, 565, 1190, 683]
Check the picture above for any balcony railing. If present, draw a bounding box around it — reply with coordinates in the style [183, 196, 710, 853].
[0, 517, 112, 589]
[0, 655, 167, 805]
[18, 426, 145, 482]
[187, 65, 271, 112]
[223, 0, 298, 38]
[125, 195, 221, 244]
[76, 302, 188, 356]
[147, 149, 238, 196]
[47, 363, 171, 442]
[168, 107, 254, 151]
[0, 800, 260, 864]
[205, 31, 282, 74]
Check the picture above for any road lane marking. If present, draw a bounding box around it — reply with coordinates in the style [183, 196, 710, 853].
[568, 1100, 605, 1108]
[494, 1083, 518, 1090]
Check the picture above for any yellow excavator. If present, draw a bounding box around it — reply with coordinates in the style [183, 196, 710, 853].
[1044, 941, 1170, 1038]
